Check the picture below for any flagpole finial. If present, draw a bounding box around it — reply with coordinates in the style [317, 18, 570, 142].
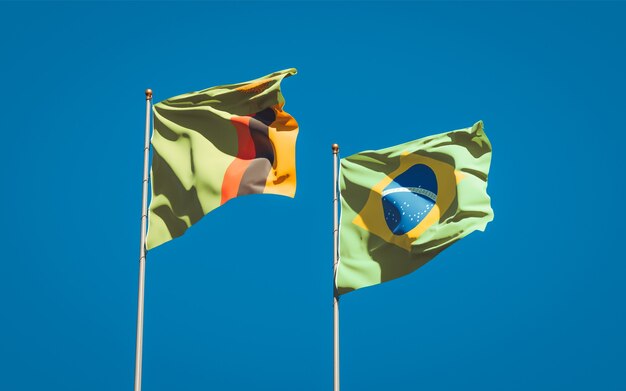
[145, 89, 153, 100]
[332, 144, 339, 154]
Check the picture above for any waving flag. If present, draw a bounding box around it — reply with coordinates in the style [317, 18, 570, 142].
[146, 69, 298, 250]
[337, 121, 493, 294]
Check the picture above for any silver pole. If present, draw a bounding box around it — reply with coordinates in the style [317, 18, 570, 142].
[134, 89, 152, 391]
[332, 143, 340, 391]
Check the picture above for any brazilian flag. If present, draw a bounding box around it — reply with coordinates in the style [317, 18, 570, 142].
[147, 69, 298, 250]
[337, 121, 493, 295]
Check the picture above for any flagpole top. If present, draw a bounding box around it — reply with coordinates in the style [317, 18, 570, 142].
[332, 144, 339, 154]
[145, 89, 153, 100]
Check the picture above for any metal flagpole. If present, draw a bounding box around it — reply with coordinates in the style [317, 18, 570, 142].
[134, 88, 152, 391]
[332, 143, 340, 391]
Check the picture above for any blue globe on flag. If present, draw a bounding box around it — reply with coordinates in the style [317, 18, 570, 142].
[381, 164, 438, 235]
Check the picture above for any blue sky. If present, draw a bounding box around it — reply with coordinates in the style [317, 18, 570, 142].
[1, 2, 625, 390]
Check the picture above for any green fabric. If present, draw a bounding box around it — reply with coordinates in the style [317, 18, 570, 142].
[146, 69, 297, 250]
[337, 121, 493, 295]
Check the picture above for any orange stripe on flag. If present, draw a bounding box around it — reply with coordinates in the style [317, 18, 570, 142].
[221, 159, 253, 204]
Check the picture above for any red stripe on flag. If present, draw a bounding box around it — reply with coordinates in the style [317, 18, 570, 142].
[221, 116, 256, 204]
[231, 116, 255, 159]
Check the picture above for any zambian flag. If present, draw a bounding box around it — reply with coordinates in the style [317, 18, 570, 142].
[337, 121, 493, 295]
[146, 69, 298, 250]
